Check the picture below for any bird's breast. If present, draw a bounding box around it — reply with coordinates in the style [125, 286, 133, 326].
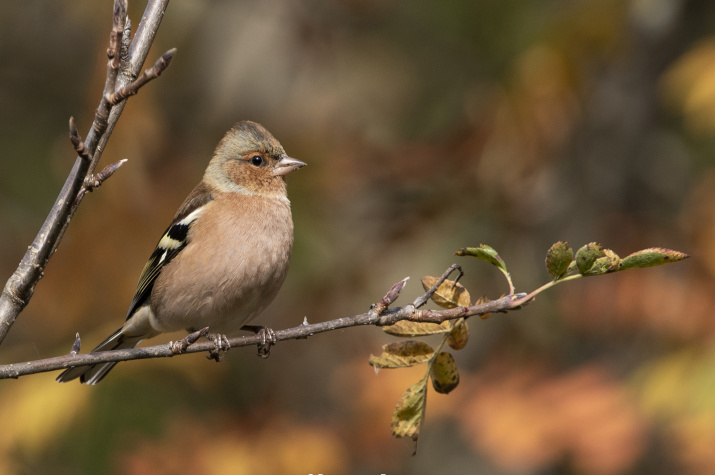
[150, 194, 294, 334]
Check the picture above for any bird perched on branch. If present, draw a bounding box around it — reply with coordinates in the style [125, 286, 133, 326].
[57, 120, 305, 384]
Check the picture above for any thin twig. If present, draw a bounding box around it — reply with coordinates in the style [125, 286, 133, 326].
[68, 118, 90, 162]
[370, 277, 409, 317]
[108, 0, 128, 70]
[107, 48, 176, 105]
[412, 263, 463, 308]
[91, 0, 129, 157]
[75, 159, 128, 205]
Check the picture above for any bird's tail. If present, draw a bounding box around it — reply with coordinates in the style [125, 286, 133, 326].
[56, 328, 143, 385]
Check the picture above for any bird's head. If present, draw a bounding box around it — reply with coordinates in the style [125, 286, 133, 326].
[206, 120, 305, 196]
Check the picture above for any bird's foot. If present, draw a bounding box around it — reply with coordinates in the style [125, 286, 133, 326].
[204, 332, 231, 362]
[241, 324, 277, 358]
[171, 327, 209, 354]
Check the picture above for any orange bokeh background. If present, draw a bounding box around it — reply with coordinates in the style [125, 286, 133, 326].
[1, 1, 714, 474]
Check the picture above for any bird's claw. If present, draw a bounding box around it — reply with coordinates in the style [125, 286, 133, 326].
[256, 327, 276, 359]
[171, 327, 209, 355]
[241, 324, 276, 358]
[205, 332, 230, 362]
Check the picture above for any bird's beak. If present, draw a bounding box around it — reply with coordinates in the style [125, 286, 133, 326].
[273, 155, 307, 176]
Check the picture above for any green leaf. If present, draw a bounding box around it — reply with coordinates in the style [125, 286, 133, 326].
[619, 248, 689, 270]
[583, 248, 621, 275]
[391, 379, 428, 441]
[420, 276, 471, 309]
[369, 341, 435, 369]
[545, 241, 573, 279]
[446, 318, 469, 350]
[383, 320, 451, 337]
[566, 260, 578, 275]
[455, 244, 507, 273]
[575, 242, 605, 275]
[430, 352, 460, 394]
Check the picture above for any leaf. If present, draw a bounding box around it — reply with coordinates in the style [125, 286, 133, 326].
[455, 244, 507, 273]
[545, 241, 573, 279]
[383, 320, 451, 337]
[575, 242, 605, 275]
[619, 248, 689, 271]
[420, 276, 471, 309]
[391, 379, 428, 441]
[566, 260, 578, 275]
[473, 295, 492, 320]
[430, 352, 460, 394]
[369, 341, 435, 369]
[446, 318, 469, 350]
[583, 248, 621, 275]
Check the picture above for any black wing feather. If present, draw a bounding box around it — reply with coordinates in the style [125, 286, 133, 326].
[124, 182, 213, 320]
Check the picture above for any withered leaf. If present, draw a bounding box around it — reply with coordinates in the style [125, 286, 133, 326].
[421, 276, 471, 309]
[430, 352, 460, 394]
[369, 341, 435, 369]
[391, 379, 428, 441]
[383, 320, 451, 337]
[446, 318, 469, 350]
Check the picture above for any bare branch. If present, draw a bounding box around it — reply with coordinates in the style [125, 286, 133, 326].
[75, 159, 128, 205]
[413, 263, 463, 308]
[0, 0, 172, 346]
[107, 48, 176, 105]
[108, 0, 128, 70]
[370, 277, 409, 317]
[0, 274, 528, 380]
[68, 117, 90, 161]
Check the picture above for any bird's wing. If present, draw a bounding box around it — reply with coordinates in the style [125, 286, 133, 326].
[125, 184, 213, 320]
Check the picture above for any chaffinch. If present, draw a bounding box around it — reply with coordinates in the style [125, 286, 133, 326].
[57, 120, 305, 384]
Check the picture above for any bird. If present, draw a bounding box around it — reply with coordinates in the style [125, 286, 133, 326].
[57, 120, 305, 384]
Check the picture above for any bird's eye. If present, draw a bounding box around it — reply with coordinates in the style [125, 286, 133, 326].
[250, 155, 263, 166]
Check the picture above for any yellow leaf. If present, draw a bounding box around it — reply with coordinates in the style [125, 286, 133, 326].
[383, 320, 451, 337]
[421, 276, 471, 309]
[430, 352, 460, 394]
[474, 295, 492, 320]
[391, 379, 428, 441]
[446, 318, 469, 350]
[369, 341, 435, 369]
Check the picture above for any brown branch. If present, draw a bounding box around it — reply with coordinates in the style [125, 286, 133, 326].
[0, 0, 172, 346]
[413, 263, 463, 308]
[74, 159, 128, 205]
[0, 266, 529, 380]
[106, 48, 176, 105]
[370, 277, 409, 317]
[68, 117, 90, 161]
[107, 0, 127, 70]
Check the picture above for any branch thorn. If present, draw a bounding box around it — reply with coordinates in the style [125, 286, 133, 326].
[70, 333, 81, 355]
[69, 117, 90, 162]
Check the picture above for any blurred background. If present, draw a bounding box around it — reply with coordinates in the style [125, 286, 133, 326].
[1, 0, 714, 473]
